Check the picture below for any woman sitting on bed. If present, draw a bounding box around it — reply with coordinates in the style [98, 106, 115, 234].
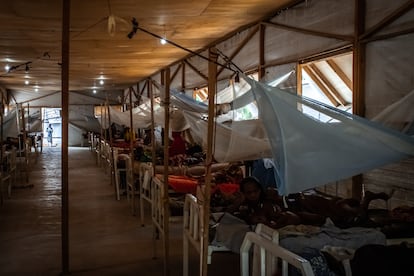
[226, 176, 325, 229]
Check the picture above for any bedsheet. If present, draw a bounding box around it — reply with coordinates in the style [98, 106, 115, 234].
[212, 214, 386, 255]
[278, 220, 386, 253]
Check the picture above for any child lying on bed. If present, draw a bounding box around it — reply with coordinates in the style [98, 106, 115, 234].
[274, 189, 394, 228]
[224, 176, 394, 229]
[225, 176, 325, 229]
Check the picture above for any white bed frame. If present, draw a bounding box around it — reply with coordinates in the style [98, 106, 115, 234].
[150, 171, 171, 263]
[150, 172, 187, 256]
[183, 193, 304, 276]
[183, 194, 231, 276]
[139, 162, 235, 226]
[139, 162, 153, 226]
[240, 230, 315, 276]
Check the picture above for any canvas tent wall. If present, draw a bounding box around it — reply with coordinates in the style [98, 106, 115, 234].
[1, 108, 19, 139]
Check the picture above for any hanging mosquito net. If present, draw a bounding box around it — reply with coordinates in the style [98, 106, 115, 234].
[100, 74, 414, 195]
[180, 75, 414, 195]
[244, 75, 414, 195]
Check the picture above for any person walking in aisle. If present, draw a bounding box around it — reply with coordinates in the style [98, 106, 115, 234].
[46, 124, 53, 146]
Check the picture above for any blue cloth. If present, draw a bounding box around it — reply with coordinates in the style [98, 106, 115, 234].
[252, 158, 278, 190]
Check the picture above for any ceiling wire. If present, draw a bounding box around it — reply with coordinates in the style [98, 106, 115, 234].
[71, 17, 108, 39]
[72, 0, 116, 39]
[133, 20, 241, 74]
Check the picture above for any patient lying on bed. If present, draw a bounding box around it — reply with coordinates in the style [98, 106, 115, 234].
[211, 176, 387, 256]
[275, 189, 395, 229]
[224, 176, 325, 229]
[217, 176, 396, 231]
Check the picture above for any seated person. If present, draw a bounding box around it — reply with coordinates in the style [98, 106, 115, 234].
[124, 127, 136, 143]
[169, 131, 187, 157]
[143, 129, 152, 145]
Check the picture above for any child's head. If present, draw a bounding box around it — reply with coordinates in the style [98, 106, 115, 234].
[239, 176, 264, 203]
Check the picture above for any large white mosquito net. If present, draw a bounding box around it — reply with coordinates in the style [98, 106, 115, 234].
[101, 98, 163, 130]
[100, 75, 414, 195]
[244, 76, 414, 195]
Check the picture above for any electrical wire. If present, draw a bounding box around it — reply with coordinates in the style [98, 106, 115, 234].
[133, 21, 242, 74]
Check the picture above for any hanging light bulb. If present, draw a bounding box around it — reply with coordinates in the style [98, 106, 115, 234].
[25, 80, 29, 85]
[98, 75, 105, 85]
[160, 24, 167, 45]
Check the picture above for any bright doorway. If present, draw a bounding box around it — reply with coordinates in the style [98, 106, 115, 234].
[42, 108, 62, 147]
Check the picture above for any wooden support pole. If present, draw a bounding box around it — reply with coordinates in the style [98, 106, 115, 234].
[61, 0, 70, 273]
[352, 0, 366, 199]
[0, 106, 2, 163]
[107, 101, 113, 144]
[296, 63, 303, 96]
[200, 47, 218, 276]
[99, 103, 104, 142]
[149, 79, 156, 178]
[129, 87, 135, 214]
[258, 24, 266, 79]
[162, 68, 171, 276]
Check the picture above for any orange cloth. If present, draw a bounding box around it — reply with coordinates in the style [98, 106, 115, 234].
[167, 175, 198, 194]
[212, 183, 239, 195]
[156, 175, 239, 196]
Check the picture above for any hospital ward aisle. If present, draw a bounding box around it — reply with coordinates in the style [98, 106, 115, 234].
[0, 147, 239, 276]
